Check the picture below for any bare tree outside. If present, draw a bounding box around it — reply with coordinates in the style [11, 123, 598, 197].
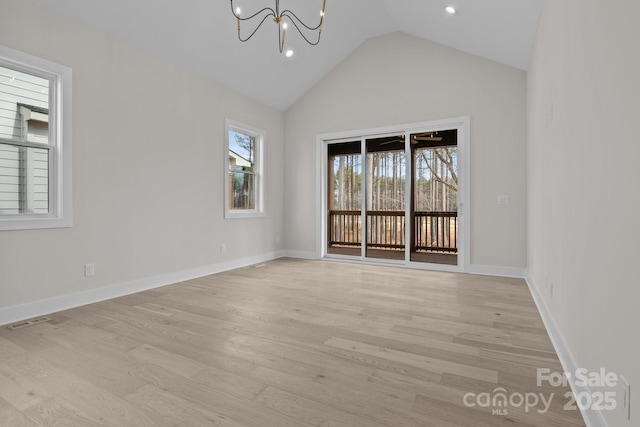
[331, 154, 361, 211]
[234, 133, 253, 164]
[367, 151, 406, 211]
[414, 146, 458, 248]
[414, 146, 457, 211]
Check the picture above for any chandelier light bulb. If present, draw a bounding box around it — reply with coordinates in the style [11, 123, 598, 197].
[285, 49, 294, 58]
[283, 22, 288, 30]
[445, 6, 456, 14]
[235, 7, 241, 15]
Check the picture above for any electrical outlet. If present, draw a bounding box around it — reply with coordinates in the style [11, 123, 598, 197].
[498, 195, 509, 205]
[220, 244, 226, 254]
[84, 263, 95, 277]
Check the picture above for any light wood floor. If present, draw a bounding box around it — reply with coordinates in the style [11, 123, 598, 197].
[0, 258, 585, 427]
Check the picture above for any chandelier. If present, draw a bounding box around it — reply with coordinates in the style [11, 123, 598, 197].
[230, 0, 327, 55]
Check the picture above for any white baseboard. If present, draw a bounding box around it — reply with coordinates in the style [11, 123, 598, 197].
[467, 264, 526, 278]
[281, 250, 320, 260]
[525, 274, 608, 427]
[282, 255, 526, 278]
[0, 251, 285, 327]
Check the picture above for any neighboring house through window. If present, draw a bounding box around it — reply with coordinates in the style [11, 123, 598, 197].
[0, 45, 72, 230]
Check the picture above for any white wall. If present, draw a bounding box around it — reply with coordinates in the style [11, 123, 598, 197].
[527, 1, 640, 425]
[284, 32, 528, 270]
[0, 0, 285, 317]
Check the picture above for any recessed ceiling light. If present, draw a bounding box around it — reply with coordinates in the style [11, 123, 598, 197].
[285, 49, 294, 58]
[445, 6, 456, 14]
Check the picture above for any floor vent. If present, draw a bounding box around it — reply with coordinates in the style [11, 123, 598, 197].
[7, 316, 52, 330]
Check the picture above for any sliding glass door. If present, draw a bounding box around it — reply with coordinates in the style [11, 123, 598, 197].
[410, 130, 458, 265]
[365, 136, 406, 260]
[325, 123, 463, 267]
[327, 141, 362, 257]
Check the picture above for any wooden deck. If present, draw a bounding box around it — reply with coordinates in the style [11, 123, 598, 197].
[328, 246, 458, 265]
[0, 258, 584, 427]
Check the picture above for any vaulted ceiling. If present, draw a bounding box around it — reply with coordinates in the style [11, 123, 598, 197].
[31, 0, 543, 111]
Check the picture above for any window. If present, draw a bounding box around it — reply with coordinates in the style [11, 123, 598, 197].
[224, 119, 265, 218]
[0, 45, 72, 231]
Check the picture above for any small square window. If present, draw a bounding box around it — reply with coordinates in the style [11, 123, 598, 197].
[225, 119, 265, 218]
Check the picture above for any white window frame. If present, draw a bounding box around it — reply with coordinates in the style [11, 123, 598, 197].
[224, 118, 265, 219]
[0, 45, 72, 231]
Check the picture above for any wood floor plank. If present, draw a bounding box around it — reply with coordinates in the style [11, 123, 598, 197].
[0, 395, 42, 427]
[249, 366, 447, 427]
[124, 384, 250, 427]
[257, 387, 396, 427]
[0, 363, 53, 411]
[225, 333, 376, 381]
[0, 336, 157, 426]
[7, 325, 147, 398]
[22, 398, 108, 427]
[255, 385, 389, 427]
[190, 365, 268, 400]
[0, 258, 585, 426]
[129, 363, 313, 427]
[324, 336, 499, 383]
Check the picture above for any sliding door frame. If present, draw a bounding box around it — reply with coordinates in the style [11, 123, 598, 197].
[316, 116, 470, 272]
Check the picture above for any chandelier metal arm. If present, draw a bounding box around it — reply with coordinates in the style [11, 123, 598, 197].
[280, 12, 323, 46]
[280, 9, 323, 31]
[238, 13, 275, 43]
[229, 1, 275, 22]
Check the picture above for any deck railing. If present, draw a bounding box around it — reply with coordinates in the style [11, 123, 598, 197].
[328, 210, 457, 253]
[414, 211, 457, 252]
[328, 210, 362, 247]
[366, 211, 405, 249]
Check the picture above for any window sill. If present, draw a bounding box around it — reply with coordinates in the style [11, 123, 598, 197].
[0, 214, 72, 231]
[224, 210, 266, 219]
